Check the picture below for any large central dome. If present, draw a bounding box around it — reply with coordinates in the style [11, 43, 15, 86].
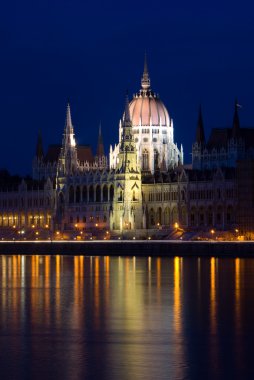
[110, 57, 183, 173]
[128, 58, 170, 127]
[129, 92, 170, 127]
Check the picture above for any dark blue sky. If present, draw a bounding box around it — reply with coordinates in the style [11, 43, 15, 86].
[1, 0, 254, 174]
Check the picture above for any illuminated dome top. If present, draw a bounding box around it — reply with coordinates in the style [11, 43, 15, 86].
[128, 57, 170, 127]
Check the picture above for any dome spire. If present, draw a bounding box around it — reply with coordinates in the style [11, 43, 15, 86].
[141, 52, 151, 90]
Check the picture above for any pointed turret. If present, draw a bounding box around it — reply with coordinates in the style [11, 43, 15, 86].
[232, 99, 241, 138]
[65, 102, 73, 133]
[57, 102, 78, 176]
[196, 105, 206, 144]
[141, 53, 151, 91]
[112, 94, 143, 232]
[123, 93, 132, 127]
[36, 130, 44, 159]
[96, 123, 105, 157]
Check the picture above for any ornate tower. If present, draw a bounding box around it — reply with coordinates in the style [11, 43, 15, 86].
[33, 130, 45, 180]
[57, 103, 78, 177]
[192, 105, 206, 169]
[110, 95, 144, 232]
[55, 103, 78, 230]
[96, 124, 105, 157]
[95, 124, 108, 169]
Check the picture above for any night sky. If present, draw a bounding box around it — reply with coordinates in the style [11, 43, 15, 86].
[1, 0, 254, 175]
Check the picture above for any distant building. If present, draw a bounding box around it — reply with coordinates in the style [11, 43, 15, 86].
[192, 102, 254, 170]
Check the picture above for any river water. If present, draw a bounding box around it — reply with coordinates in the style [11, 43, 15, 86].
[0, 255, 253, 380]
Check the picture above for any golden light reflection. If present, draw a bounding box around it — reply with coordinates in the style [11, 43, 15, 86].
[104, 256, 110, 310]
[55, 255, 61, 325]
[104, 256, 110, 289]
[148, 257, 151, 290]
[210, 257, 217, 334]
[1, 256, 7, 310]
[94, 257, 100, 327]
[44, 256, 50, 325]
[174, 256, 182, 334]
[235, 258, 241, 327]
[156, 257, 161, 289]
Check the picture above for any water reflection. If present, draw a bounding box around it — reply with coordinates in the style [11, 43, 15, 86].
[0, 255, 253, 380]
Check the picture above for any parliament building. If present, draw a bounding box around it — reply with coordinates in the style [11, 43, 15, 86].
[0, 59, 253, 238]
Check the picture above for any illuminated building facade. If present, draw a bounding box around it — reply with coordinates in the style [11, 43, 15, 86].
[0, 59, 253, 237]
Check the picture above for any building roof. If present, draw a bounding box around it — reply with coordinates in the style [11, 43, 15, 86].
[207, 127, 254, 149]
[44, 144, 94, 164]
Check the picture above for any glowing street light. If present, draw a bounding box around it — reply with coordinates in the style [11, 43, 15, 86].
[174, 222, 179, 229]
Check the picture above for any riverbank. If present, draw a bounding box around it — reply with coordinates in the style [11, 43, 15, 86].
[0, 240, 253, 257]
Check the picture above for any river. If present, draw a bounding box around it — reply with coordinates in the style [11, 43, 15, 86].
[0, 255, 253, 379]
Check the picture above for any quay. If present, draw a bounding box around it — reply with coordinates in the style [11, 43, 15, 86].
[0, 240, 253, 257]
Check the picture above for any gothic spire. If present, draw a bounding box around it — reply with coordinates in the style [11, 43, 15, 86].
[64, 102, 76, 147]
[141, 52, 151, 90]
[65, 102, 73, 134]
[96, 123, 105, 157]
[232, 99, 241, 138]
[36, 130, 44, 159]
[196, 105, 205, 144]
[123, 93, 132, 128]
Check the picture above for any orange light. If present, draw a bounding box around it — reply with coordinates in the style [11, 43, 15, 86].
[174, 222, 179, 229]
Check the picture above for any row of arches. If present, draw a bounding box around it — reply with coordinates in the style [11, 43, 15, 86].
[69, 184, 114, 204]
[189, 205, 235, 227]
[141, 149, 159, 171]
[148, 206, 187, 227]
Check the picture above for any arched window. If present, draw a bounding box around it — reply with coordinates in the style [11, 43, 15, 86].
[118, 190, 123, 202]
[103, 185, 108, 202]
[154, 149, 159, 170]
[150, 208, 155, 226]
[89, 186, 94, 203]
[109, 185, 114, 201]
[142, 149, 149, 170]
[69, 186, 74, 203]
[82, 186, 87, 202]
[76, 186, 81, 203]
[96, 185, 101, 202]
